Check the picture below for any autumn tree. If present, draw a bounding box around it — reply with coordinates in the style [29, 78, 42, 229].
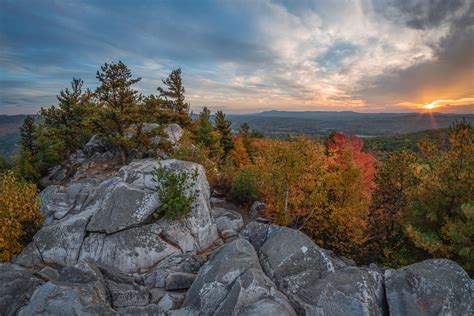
[40, 78, 92, 159]
[91, 61, 142, 163]
[229, 136, 250, 168]
[238, 122, 256, 160]
[406, 119, 474, 274]
[0, 171, 43, 261]
[214, 111, 234, 158]
[157, 68, 192, 127]
[312, 132, 376, 257]
[252, 137, 327, 226]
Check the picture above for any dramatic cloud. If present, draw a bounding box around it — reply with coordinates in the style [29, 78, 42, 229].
[0, 0, 473, 114]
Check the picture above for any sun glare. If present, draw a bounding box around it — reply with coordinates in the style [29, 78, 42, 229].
[423, 103, 435, 109]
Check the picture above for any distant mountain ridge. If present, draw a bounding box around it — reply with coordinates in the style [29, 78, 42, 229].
[227, 111, 473, 138]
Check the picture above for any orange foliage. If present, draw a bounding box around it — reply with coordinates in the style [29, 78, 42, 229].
[0, 172, 43, 261]
[229, 136, 250, 168]
[250, 134, 377, 258]
[327, 132, 376, 197]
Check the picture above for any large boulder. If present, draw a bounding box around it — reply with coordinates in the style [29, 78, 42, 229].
[385, 259, 474, 316]
[243, 223, 387, 315]
[0, 263, 45, 316]
[180, 238, 296, 315]
[286, 266, 386, 315]
[257, 225, 336, 285]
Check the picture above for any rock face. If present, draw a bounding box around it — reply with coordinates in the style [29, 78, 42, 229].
[28, 158, 219, 275]
[385, 259, 474, 316]
[3, 136, 472, 315]
[242, 223, 387, 315]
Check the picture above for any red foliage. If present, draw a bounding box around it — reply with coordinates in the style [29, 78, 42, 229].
[328, 132, 376, 196]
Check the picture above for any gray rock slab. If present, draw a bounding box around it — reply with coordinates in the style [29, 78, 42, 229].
[385, 259, 474, 316]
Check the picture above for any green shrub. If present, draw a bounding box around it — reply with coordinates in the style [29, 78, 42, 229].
[231, 170, 258, 205]
[152, 164, 199, 219]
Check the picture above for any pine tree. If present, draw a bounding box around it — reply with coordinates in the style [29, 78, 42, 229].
[92, 61, 142, 163]
[195, 107, 220, 156]
[19, 116, 36, 155]
[16, 116, 39, 182]
[406, 119, 474, 274]
[157, 68, 191, 127]
[366, 150, 419, 266]
[40, 78, 92, 158]
[214, 111, 234, 158]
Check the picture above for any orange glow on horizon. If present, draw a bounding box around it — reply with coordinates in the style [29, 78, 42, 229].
[415, 97, 474, 111]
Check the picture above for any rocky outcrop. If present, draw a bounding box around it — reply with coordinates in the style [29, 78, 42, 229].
[3, 135, 472, 315]
[26, 158, 219, 275]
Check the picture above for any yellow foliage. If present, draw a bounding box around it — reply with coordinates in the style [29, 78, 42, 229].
[0, 171, 42, 261]
[249, 136, 373, 258]
[229, 137, 250, 168]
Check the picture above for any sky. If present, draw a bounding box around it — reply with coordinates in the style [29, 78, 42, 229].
[0, 0, 473, 115]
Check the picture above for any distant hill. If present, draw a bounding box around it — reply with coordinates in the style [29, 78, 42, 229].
[227, 111, 473, 138]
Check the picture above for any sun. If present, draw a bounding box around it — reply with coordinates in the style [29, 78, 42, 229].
[423, 104, 435, 109]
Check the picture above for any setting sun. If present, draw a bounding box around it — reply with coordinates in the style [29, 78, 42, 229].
[423, 104, 436, 110]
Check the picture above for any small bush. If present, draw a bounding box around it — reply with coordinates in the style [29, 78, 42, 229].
[0, 171, 43, 261]
[152, 164, 199, 220]
[231, 170, 258, 205]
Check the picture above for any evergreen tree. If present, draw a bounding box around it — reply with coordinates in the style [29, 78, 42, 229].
[406, 119, 474, 274]
[366, 150, 419, 266]
[214, 110, 234, 158]
[157, 68, 191, 127]
[19, 116, 36, 155]
[16, 116, 39, 182]
[40, 78, 92, 158]
[195, 107, 220, 156]
[92, 61, 142, 163]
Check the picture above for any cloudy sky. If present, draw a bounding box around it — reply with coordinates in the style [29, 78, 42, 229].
[1, 0, 473, 114]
